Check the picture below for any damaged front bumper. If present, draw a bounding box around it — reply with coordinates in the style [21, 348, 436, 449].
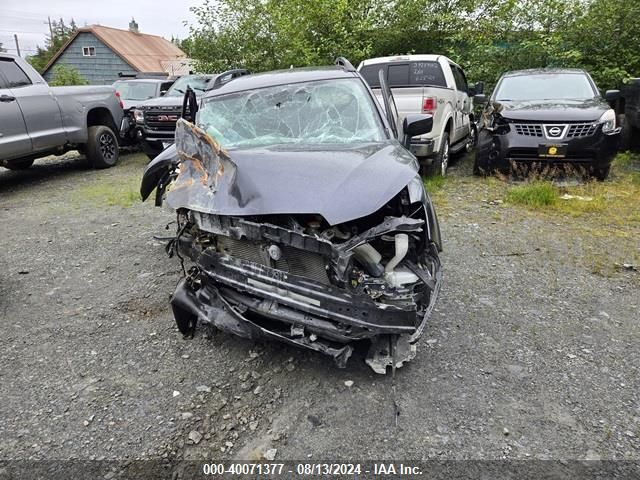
[170, 214, 442, 374]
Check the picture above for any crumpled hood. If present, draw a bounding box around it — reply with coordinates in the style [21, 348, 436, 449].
[498, 98, 610, 122]
[143, 120, 419, 225]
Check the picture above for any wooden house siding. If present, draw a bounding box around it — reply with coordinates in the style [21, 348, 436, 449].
[43, 32, 136, 85]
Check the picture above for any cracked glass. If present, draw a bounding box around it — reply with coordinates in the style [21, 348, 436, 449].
[197, 78, 385, 149]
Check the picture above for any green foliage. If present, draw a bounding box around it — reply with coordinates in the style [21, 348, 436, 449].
[49, 65, 89, 86]
[27, 18, 77, 74]
[186, 0, 640, 90]
[506, 181, 558, 207]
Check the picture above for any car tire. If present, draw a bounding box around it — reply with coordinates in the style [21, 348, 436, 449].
[428, 132, 449, 177]
[465, 123, 478, 153]
[3, 158, 35, 170]
[473, 129, 492, 176]
[86, 125, 119, 169]
[593, 166, 610, 181]
[141, 140, 165, 160]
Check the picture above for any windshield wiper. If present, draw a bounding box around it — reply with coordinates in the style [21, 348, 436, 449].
[173, 88, 185, 94]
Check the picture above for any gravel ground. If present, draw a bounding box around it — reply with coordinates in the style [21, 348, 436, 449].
[0, 152, 638, 467]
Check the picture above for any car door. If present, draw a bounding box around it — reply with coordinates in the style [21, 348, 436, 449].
[0, 58, 66, 152]
[0, 61, 31, 160]
[450, 64, 469, 142]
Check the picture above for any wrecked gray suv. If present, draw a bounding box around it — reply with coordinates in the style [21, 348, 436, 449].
[140, 60, 443, 373]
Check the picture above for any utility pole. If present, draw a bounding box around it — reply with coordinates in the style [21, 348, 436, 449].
[47, 16, 54, 41]
[14, 34, 21, 57]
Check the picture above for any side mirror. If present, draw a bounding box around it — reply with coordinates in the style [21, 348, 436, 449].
[469, 81, 485, 97]
[474, 94, 488, 106]
[605, 89, 620, 103]
[160, 90, 167, 96]
[402, 114, 433, 148]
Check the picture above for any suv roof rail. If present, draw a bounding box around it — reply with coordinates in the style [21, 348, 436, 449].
[335, 57, 356, 72]
[207, 68, 251, 90]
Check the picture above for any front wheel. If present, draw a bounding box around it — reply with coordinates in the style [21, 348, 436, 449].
[427, 132, 449, 177]
[593, 166, 610, 181]
[86, 125, 119, 169]
[3, 158, 35, 170]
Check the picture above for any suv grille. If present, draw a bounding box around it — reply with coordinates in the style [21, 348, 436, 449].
[216, 237, 330, 285]
[144, 109, 183, 131]
[514, 124, 543, 137]
[567, 123, 597, 138]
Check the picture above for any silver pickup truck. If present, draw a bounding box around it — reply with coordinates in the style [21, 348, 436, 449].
[0, 53, 123, 170]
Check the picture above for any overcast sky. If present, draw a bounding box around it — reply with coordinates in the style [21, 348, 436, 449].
[0, 0, 200, 56]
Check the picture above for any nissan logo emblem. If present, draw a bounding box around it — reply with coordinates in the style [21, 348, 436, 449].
[548, 126, 562, 137]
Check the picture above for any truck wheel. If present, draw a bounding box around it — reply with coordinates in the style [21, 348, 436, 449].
[86, 125, 119, 169]
[3, 158, 35, 170]
[618, 114, 632, 151]
[427, 132, 449, 177]
[141, 141, 165, 160]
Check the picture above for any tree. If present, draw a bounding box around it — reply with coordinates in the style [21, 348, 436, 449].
[27, 18, 78, 73]
[185, 0, 638, 89]
[48, 65, 89, 86]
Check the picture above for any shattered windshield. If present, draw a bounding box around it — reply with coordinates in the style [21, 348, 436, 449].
[197, 78, 386, 149]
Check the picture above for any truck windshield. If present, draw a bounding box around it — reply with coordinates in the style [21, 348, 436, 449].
[197, 78, 386, 149]
[165, 76, 211, 96]
[113, 81, 157, 101]
[495, 73, 596, 101]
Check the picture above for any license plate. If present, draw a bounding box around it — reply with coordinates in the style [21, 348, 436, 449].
[538, 144, 567, 158]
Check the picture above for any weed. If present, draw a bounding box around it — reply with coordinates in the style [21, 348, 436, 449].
[506, 181, 558, 207]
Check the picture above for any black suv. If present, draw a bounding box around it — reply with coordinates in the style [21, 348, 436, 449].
[474, 69, 621, 180]
[140, 59, 443, 373]
[133, 74, 216, 159]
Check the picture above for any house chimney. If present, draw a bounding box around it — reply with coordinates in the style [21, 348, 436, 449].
[129, 18, 139, 33]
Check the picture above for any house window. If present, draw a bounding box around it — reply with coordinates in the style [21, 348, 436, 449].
[82, 46, 96, 57]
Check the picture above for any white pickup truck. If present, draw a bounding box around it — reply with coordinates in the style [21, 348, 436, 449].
[358, 55, 482, 176]
[0, 53, 123, 170]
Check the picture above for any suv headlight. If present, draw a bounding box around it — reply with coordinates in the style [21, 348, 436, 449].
[598, 109, 616, 133]
[133, 109, 144, 123]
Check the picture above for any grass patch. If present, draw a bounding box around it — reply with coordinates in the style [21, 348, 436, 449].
[73, 173, 141, 208]
[424, 175, 448, 193]
[506, 181, 558, 207]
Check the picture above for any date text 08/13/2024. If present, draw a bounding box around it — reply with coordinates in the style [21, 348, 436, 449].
[201, 462, 423, 476]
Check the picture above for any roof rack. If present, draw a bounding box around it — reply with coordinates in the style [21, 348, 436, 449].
[335, 57, 356, 72]
[207, 68, 251, 90]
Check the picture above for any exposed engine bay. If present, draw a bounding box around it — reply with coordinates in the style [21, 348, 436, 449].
[143, 119, 443, 373]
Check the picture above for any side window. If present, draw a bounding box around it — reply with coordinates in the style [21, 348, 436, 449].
[451, 65, 468, 93]
[0, 59, 32, 88]
[387, 64, 410, 87]
[359, 65, 384, 88]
